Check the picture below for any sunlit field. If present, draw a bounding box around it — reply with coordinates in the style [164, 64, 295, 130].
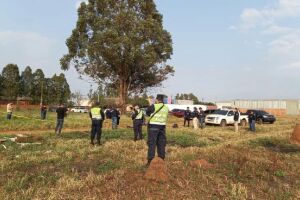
[0, 109, 299, 199]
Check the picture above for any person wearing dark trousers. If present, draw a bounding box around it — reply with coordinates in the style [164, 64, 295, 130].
[131, 105, 145, 141]
[40, 104, 47, 120]
[184, 107, 191, 127]
[248, 111, 256, 132]
[89, 102, 105, 146]
[233, 108, 240, 133]
[146, 94, 169, 166]
[198, 107, 205, 129]
[110, 107, 119, 129]
[55, 103, 68, 135]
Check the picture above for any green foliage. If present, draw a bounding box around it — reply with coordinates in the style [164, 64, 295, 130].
[1, 64, 20, 100]
[19, 66, 34, 98]
[0, 74, 3, 97]
[61, 0, 174, 105]
[97, 160, 120, 173]
[176, 93, 200, 103]
[128, 96, 149, 107]
[175, 93, 216, 105]
[248, 137, 300, 153]
[274, 170, 286, 177]
[0, 64, 71, 105]
[168, 131, 208, 147]
[31, 69, 45, 103]
[87, 88, 107, 106]
[47, 73, 71, 104]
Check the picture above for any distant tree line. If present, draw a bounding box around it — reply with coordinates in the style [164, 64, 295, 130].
[175, 93, 215, 106]
[0, 64, 71, 105]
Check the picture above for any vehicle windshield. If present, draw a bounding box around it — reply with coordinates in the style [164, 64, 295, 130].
[260, 111, 269, 115]
[212, 110, 228, 115]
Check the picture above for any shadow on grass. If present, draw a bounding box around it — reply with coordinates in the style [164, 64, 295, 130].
[249, 137, 300, 153]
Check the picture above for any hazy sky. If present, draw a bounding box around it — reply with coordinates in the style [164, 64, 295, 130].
[0, 0, 300, 101]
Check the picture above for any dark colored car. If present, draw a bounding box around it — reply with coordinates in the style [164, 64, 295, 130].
[170, 109, 186, 118]
[246, 109, 276, 124]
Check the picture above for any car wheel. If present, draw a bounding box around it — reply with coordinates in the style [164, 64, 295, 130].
[257, 118, 263, 124]
[270, 121, 275, 124]
[220, 120, 227, 127]
[241, 119, 247, 127]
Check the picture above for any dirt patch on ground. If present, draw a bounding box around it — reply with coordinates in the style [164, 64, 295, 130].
[15, 135, 44, 143]
[190, 159, 214, 169]
[72, 156, 107, 174]
[145, 157, 168, 182]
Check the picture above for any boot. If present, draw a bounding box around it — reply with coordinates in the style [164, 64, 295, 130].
[145, 159, 152, 167]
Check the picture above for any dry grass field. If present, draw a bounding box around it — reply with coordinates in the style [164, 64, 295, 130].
[0, 109, 299, 199]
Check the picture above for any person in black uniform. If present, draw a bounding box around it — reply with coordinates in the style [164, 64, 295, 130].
[248, 111, 256, 132]
[55, 103, 68, 135]
[146, 94, 169, 166]
[198, 107, 205, 129]
[40, 104, 47, 120]
[184, 107, 192, 127]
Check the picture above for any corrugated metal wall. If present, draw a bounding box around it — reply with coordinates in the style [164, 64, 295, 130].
[286, 100, 299, 115]
[233, 100, 286, 109]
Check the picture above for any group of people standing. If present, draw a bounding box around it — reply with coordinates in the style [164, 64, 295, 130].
[184, 107, 205, 129]
[184, 107, 257, 133]
[89, 94, 168, 167]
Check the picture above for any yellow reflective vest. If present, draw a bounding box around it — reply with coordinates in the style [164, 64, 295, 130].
[135, 109, 145, 120]
[149, 104, 169, 125]
[91, 107, 102, 120]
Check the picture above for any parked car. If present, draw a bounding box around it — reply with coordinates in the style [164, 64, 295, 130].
[245, 109, 276, 124]
[170, 109, 186, 118]
[204, 109, 220, 117]
[205, 109, 248, 127]
[71, 106, 89, 113]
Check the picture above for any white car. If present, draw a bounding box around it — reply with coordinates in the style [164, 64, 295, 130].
[205, 110, 248, 127]
[71, 106, 89, 113]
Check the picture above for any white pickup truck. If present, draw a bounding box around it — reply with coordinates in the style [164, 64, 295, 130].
[205, 109, 248, 127]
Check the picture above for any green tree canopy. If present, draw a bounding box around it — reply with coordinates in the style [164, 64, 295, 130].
[61, 0, 174, 106]
[20, 66, 33, 98]
[175, 93, 216, 106]
[176, 93, 200, 104]
[32, 69, 45, 103]
[1, 64, 20, 100]
[0, 74, 3, 97]
[50, 73, 71, 104]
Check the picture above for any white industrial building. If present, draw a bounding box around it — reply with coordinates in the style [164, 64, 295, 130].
[216, 99, 300, 115]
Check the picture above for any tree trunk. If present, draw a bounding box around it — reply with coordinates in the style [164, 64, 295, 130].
[119, 79, 128, 110]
